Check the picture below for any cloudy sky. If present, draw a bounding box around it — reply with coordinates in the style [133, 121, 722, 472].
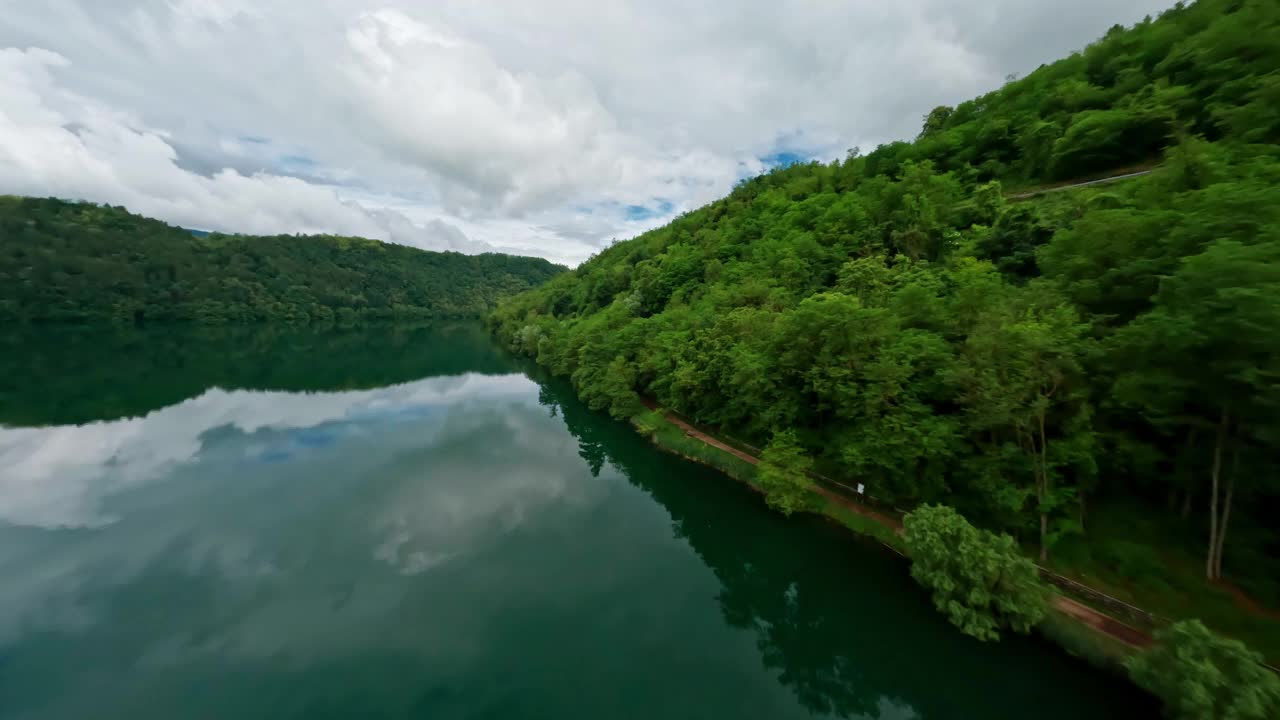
[0, 0, 1174, 265]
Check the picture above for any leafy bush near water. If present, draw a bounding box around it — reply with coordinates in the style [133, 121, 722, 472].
[757, 430, 818, 516]
[904, 505, 1048, 641]
[1127, 620, 1280, 720]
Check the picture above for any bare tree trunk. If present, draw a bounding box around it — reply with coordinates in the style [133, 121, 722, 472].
[1015, 428, 1034, 551]
[1039, 514, 1049, 562]
[1206, 409, 1227, 580]
[1212, 445, 1240, 579]
[1181, 485, 1193, 519]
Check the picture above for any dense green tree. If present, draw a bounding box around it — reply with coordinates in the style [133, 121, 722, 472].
[1050, 108, 1169, 178]
[975, 204, 1053, 279]
[918, 105, 955, 139]
[1110, 239, 1280, 579]
[1127, 620, 1280, 720]
[756, 430, 817, 516]
[902, 505, 1048, 641]
[951, 275, 1095, 560]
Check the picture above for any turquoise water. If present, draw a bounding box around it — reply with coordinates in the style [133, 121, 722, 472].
[0, 325, 1156, 719]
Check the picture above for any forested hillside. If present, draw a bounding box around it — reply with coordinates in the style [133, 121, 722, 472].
[491, 0, 1280, 649]
[867, 0, 1280, 183]
[0, 196, 565, 323]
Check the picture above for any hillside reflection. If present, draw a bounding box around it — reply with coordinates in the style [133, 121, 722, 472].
[533, 369, 1156, 720]
[0, 323, 517, 427]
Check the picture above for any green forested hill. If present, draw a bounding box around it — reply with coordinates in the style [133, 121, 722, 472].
[490, 0, 1280, 654]
[0, 196, 565, 323]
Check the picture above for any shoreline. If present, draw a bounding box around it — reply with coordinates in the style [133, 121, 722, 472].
[629, 405, 1143, 677]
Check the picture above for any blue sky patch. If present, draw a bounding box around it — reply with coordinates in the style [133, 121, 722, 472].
[761, 150, 810, 168]
[624, 199, 675, 221]
[280, 154, 316, 168]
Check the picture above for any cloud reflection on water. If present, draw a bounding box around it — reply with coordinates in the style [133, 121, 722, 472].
[0, 371, 612, 649]
[0, 373, 531, 529]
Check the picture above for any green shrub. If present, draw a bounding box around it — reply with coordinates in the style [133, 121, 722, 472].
[904, 504, 1048, 641]
[1127, 620, 1280, 720]
[757, 430, 817, 516]
[1095, 540, 1172, 593]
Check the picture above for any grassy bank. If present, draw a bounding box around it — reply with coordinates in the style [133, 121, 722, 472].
[1038, 608, 1136, 676]
[634, 409, 760, 485]
[1041, 504, 1280, 662]
[634, 409, 905, 550]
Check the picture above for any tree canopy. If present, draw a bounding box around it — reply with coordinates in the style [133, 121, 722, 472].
[903, 505, 1047, 642]
[757, 429, 818, 516]
[1127, 620, 1280, 720]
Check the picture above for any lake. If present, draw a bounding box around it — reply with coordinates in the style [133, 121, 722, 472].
[0, 324, 1157, 719]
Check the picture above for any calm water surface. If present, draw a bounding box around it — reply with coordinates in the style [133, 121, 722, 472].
[0, 325, 1156, 719]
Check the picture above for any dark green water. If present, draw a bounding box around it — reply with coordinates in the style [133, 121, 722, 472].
[0, 325, 1156, 719]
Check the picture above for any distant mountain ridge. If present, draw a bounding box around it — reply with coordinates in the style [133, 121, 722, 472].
[0, 196, 566, 323]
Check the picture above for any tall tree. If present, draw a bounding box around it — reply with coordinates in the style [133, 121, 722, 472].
[951, 269, 1095, 560]
[757, 430, 817, 516]
[1112, 240, 1280, 579]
